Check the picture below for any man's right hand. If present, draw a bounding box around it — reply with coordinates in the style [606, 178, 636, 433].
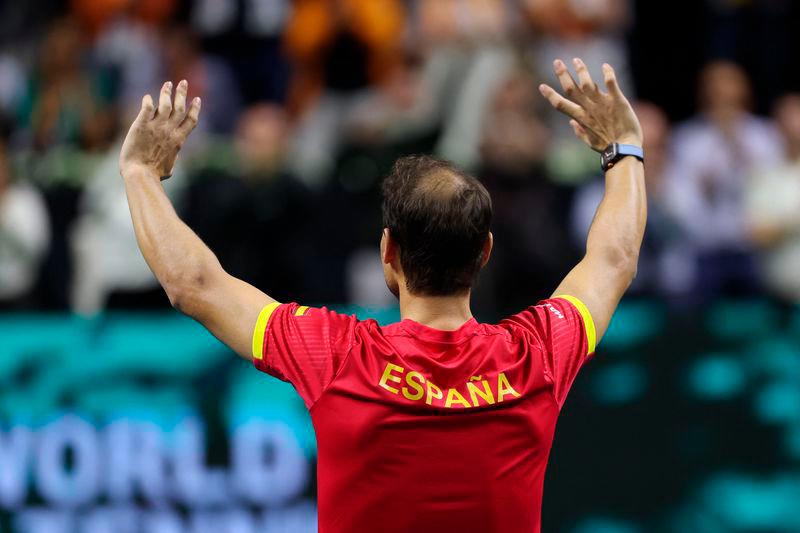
[539, 58, 642, 152]
[119, 80, 201, 179]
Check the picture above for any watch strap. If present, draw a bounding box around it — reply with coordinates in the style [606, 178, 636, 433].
[617, 143, 644, 161]
[601, 143, 644, 171]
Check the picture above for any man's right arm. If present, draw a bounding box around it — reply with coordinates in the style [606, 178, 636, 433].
[120, 81, 274, 361]
[539, 58, 647, 344]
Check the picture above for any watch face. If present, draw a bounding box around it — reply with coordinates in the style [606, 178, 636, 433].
[602, 144, 618, 168]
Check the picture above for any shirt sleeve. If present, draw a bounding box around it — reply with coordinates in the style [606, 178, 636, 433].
[251, 302, 358, 408]
[503, 295, 596, 408]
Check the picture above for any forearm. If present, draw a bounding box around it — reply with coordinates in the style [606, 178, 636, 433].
[118, 82, 275, 360]
[554, 156, 646, 338]
[123, 166, 222, 313]
[585, 157, 647, 277]
[541, 58, 646, 341]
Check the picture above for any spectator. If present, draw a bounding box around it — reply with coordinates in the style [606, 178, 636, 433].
[479, 66, 551, 176]
[160, 25, 242, 134]
[19, 17, 114, 151]
[69, 130, 187, 314]
[92, 11, 163, 119]
[476, 67, 574, 312]
[0, 140, 50, 308]
[285, 0, 406, 184]
[416, 0, 516, 170]
[572, 102, 691, 297]
[71, 0, 177, 37]
[188, 0, 292, 103]
[344, 52, 437, 148]
[182, 104, 315, 303]
[665, 61, 783, 297]
[284, 0, 405, 113]
[0, 54, 25, 117]
[746, 94, 800, 302]
[523, 0, 634, 116]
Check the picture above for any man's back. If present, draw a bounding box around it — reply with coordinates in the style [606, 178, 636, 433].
[252, 297, 594, 533]
[120, 58, 644, 532]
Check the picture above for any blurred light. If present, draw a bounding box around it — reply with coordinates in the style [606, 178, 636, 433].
[601, 302, 664, 350]
[571, 516, 641, 533]
[753, 381, 800, 424]
[333, 305, 401, 325]
[784, 424, 800, 459]
[698, 472, 800, 531]
[590, 362, 647, 405]
[707, 300, 778, 341]
[687, 354, 746, 400]
[745, 338, 800, 379]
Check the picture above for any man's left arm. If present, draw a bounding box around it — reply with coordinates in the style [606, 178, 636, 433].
[539, 59, 646, 345]
[120, 80, 273, 361]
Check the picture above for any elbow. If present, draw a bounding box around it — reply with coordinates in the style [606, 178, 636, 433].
[165, 284, 190, 314]
[599, 244, 640, 286]
[163, 266, 212, 316]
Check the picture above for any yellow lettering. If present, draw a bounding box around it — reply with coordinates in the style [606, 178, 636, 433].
[497, 372, 521, 402]
[467, 380, 495, 407]
[425, 381, 443, 405]
[402, 371, 425, 401]
[445, 388, 472, 408]
[379, 363, 404, 394]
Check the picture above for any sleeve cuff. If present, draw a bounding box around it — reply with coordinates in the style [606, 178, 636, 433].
[554, 295, 597, 355]
[252, 302, 281, 360]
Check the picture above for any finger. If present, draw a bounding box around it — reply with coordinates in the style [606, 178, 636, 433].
[539, 83, 583, 119]
[156, 81, 173, 120]
[602, 63, 625, 100]
[173, 80, 188, 121]
[136, 94, 155, 122]
[178, 97, 201, 135]
[553, 59, 582, 101]
[573, 58, 599, 96]
[570, 119, 592, 145]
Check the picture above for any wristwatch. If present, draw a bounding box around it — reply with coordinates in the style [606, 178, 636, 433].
[601, 143, 644, 172]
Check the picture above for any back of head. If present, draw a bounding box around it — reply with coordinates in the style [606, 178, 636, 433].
[382, 155, 492, 296]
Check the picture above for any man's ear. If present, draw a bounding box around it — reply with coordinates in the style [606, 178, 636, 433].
[480, 232, 493, 268]
[381, 228, 396, 264]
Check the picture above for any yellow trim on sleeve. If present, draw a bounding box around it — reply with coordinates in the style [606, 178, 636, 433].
[251, 302, 281, 361]
[294, 305, 309, 316]
[554, 295, 597, 354]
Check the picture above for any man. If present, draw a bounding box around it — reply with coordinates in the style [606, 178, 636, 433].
[666, 61, 782, 297]
[119, 58, 645, 532]
[746, 93, 800, 302]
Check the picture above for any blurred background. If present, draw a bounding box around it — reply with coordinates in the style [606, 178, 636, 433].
[3, 0, 800, 531]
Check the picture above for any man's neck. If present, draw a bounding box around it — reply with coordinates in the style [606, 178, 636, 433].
[398, 289, 473, 331]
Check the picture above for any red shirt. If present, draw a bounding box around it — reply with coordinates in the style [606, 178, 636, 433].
[252, 296, 596, 533]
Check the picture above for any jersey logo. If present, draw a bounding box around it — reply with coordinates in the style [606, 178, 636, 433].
[378, 363, 521, 409]
[544, 303, 564, 319]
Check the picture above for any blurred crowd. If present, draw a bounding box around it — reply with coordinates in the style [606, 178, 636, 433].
[2, 0, 800, 317]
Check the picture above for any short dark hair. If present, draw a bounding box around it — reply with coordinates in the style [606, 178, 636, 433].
[381, 155, 492, 296]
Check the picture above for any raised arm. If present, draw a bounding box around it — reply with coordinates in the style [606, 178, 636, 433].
[539, 59, 646, 343]
[119, 80, 274, 360]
